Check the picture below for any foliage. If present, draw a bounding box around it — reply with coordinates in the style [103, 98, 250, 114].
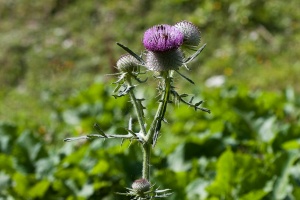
[1, 83, 300, 199]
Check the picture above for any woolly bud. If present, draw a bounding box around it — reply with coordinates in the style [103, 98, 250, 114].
[145, 49, 183, 71]
[116, 54, 139, 72]
[175, 21, 201, 47]
[132, 179, 151, 193]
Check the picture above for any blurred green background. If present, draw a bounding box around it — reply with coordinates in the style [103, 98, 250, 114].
[0, 0, 300, 199]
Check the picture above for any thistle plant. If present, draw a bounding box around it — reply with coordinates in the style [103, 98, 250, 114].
[64, 21, 210, 199]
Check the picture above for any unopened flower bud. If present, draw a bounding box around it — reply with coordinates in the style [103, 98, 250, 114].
[132, 178, 151, 193]
[175, 21, 201, 47]
[116, 54, 139, 72]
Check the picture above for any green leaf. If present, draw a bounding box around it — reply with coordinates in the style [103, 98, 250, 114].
[28, 179, 50, 198]
[167, 143, 192, 172]
[257, 117, 277, 143]
[0, 154, 13, 173]
[186, 178, 209, 199]
[15, 130, 47, 162]
[93, 181, 112, 190]
[273, 151, 300, 199]
[206, 148, 235, 196]
[55, 167, 87, 186]
[0, 122, 18, 153]
[90, 160, 109, 175]
[240, 189, 267, 200]
[282, 139, 300, 150]
[0, 172, 10, 190]
[78, 184, 94, 198]
[12, 172, 29, 196]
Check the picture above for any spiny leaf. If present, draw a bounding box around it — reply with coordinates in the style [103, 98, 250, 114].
[117, 42, 145, 65]
[184, 43, 206, 63]
[175, 70, 195, 84]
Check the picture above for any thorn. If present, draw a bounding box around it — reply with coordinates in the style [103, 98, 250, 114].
[189, 96, 194, 104]
[183, 63, 190, 70]
[126, 128, 137, 137]
[94, 123, 108, 138]
[195, 101, 203, 107]
[128, 139, 133, 148]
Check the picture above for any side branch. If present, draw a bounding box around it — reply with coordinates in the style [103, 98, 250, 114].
[64, 123, 144, 142]
[63, 133, 138, 142]
[126, 77, 147, 136]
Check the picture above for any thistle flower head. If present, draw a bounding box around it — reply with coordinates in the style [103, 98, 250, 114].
[116, 54, 139, 72]
[117, 178, 172, 199]
[132, 178, 151, 193]
[175, 21, 201, 47]
[143, 24, 184, 52]
[143, 24, 184, 71]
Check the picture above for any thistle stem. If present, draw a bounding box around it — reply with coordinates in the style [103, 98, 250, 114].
[127, 71, 172, 181]
[141, 71, 171, 180]
[142, 143, 151, 179]
[146, 71, 171, 143]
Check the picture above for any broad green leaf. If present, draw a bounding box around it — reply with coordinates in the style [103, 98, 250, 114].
[28, 180, 50, 198]
[90, 160, 109, 175]
[0, 154, 13, 173]
[0, 172, 10, 190]
[186, 178, 209, 200]
[167, 143, 192, 172]
[61, 145, 88, 165]
[94, 181, 112, 190]
[206, 148, 235, 196]
[282, 139, 300, 150]
[240, 189, 267, 200]
[273, 151, 300, 199]
[12, 172, 29, 196]
[15, 130, 47, 162]
[78, 183, 94, 198]
[0, 122, 18, 153]
[256, 117, 277, 143]
[55, 167, 87, 186]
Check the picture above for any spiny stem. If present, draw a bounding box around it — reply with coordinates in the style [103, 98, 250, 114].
[126, 71, 172, 181]
[146, 71, 171, 143]
[126, 76, 147, 136]
[142, 143, 151, 179]
[141, 71, 171, 180]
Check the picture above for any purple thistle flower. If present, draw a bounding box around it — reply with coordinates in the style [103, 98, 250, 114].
[143, 24, 184, 52]
[143, 24, 185, 71]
